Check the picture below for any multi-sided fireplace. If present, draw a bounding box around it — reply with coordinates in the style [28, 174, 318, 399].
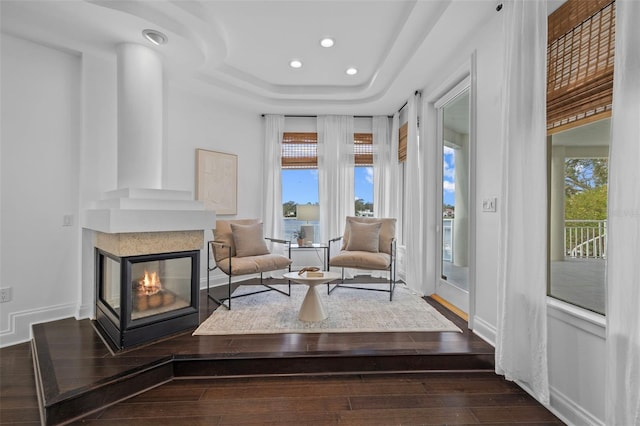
[93, 231, 203, 350]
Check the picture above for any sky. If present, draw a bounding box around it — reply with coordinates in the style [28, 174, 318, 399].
[443, 146, 456, 206]
[282, 167, 374, 204]
[282, 158, 456, 206]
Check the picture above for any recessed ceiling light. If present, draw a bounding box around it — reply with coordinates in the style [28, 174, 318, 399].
[320, 37, 335, 48]
[346, 67, 358, 75]
[289, 59, 303, 69]
[142, 29, 167, 46]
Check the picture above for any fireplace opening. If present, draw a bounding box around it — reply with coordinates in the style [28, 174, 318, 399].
[95, 248, 199, 349]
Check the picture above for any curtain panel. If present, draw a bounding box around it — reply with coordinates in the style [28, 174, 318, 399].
[372, 115, 397, 279]
[605, 1, 640, 424]
[317, 115, 355, 244]
[262, 115, 286, 275]
[403, 93, 425, 295]
[495, 0, 550, 404]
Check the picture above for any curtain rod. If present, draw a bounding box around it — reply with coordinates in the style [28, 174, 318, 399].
[260, 114, 392, 119]
[261, 90, 420, 118]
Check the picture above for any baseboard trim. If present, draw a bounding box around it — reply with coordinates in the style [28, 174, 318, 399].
[0, 303, 77, 348]
[470, 315, 496, 347]
[549, 384, 604, 426]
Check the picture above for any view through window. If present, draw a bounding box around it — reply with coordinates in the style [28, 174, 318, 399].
[548, 119, 609, 315]
[281, 132, 374, 243]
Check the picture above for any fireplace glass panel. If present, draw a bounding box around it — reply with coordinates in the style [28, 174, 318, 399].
[130, 257, 192, 320]
[101, 256, 122, 314]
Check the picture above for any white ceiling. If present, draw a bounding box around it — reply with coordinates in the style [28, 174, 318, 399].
[2, 1, 570, 115]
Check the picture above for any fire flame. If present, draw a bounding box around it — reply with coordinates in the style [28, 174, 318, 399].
[138, 271, 162, 296]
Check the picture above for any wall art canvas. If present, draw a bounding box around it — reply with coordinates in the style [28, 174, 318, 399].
[196, 149, 237, 215]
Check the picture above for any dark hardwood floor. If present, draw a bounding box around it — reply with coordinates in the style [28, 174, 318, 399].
[0, 278, 564, 425]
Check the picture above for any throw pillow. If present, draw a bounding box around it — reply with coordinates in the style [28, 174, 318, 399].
[230, 222, 269, 257]
[345, 221, 382, 253]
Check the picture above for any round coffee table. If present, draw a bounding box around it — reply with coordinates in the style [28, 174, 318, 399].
[283, 271, 341, 322]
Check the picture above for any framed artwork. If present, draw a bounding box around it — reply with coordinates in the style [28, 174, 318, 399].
[196, 149, 237, 215]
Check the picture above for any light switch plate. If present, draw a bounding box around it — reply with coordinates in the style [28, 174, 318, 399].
[482, 197, 497, 212]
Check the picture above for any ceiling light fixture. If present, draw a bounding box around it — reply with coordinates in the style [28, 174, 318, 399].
[346, 67, 358, 75]
[142, 29, 167, 46]
[320, 37, 335, 48]
[289, 59, 303, 69]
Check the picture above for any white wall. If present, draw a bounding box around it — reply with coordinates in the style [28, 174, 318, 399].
[1, 34, 81, 346]
[417, 6, 503, 336]
[165, 85, 264, 285]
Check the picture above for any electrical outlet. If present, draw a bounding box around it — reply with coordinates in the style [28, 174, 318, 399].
[0, 287, 12, 303]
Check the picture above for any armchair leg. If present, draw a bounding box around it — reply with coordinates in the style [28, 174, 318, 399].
[327, 267, 397, 301]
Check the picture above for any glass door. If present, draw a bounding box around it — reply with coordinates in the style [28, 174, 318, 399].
[436, 79, 472, 314]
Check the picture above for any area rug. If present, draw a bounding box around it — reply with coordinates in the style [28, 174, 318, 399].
[193, 283, 461, 335]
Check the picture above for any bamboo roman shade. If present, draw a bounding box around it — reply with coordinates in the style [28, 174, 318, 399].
[282, 132, 317, 168]
[398, 123, 408, 162]
[547, 0, 615, 134]
[354, 133, 373, 166]
[281, 132, 373, 168]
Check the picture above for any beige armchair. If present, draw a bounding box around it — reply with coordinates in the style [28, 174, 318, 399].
[328, 216, 397, 300]
[207, 219, 292, 309]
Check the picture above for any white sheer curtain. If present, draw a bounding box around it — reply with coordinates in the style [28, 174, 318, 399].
[317, 115, 354, 244]
[403, 93, 425, 294]
[372, 115, 398, 279]
[495, 0, 549, 404]
[262, 114, 286, 272]
[605, 1, 640, 424]
[373, 115, 398, 218]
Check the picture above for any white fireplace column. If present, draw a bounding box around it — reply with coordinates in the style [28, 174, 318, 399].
[117, 43, 163, 190]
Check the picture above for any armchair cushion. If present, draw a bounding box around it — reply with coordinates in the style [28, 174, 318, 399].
[230, 222, 269, 257]
[330, 251, 391, 270]
[342, 216, 396, 255]
[212, 219, 261, 262]
[345, 221, 381, 253]
[217, 254, 292, 276]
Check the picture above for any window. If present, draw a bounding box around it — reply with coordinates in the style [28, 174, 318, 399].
[548, 120, 609, 315]
[280, 131, 375, 239]
[354, 133, 374, 217]
[398, 122, 408, 242]
[281, 132, 319, 241]
[547, 0, 614, 315]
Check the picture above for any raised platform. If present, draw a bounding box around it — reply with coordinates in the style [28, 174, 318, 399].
[31, 283, 494, 425]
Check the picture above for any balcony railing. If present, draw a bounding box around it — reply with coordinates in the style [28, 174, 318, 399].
[565, 219, 607, 259]
[443, 218, 453, 262]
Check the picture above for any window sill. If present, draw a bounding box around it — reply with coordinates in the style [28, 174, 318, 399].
[547, 297, 606, 338]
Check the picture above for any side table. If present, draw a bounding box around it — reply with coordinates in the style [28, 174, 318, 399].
[283, 271, 341, 322]
[288, 243, 329, 271]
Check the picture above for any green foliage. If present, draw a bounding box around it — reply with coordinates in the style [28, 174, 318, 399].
[282, 201, 297, 217]
[565, 185, 608, 220]
[565, 158, 608, 197]
[355, 198, 373, 215]
[564, 158, 608, 220]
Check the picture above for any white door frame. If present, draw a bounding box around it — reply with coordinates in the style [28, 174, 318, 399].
[429, 54, 477, 328]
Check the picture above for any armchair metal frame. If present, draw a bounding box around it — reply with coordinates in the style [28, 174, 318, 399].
[207, 237, 291, 310]
[327, 236, 397, 301]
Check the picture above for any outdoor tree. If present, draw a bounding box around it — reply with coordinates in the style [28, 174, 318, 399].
[282, 200, 297, 217]
[564, 158, 608, 220]
[564, 158, 608, 197]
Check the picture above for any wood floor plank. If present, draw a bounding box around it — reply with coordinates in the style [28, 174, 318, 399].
[337, 407, 480, 425]
[471, 405, 564, 423]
